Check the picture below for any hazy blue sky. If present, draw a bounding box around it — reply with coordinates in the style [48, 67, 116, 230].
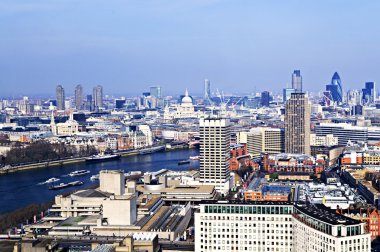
[1, 0, 379, 97]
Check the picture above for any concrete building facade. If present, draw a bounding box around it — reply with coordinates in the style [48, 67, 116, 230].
[285, 92, 311, 155]
[199, 118, 231, 195]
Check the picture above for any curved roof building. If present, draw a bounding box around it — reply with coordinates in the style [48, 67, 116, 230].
[326, 72, 343, 103]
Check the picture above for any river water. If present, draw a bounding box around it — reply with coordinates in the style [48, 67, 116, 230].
[0, 148, 199, 214]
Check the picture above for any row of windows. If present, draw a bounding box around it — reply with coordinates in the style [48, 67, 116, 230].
[204, 205, 293, 215]
[200, 230, 292, 236]
[200, 215, 292, 222]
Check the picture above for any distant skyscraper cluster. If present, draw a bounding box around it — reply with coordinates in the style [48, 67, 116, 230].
[55, 84, 103, 111]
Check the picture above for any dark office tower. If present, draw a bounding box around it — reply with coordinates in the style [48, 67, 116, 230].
[285, 93, 310, 155]
[325, 72, 343, 104]
[93, 85, 103, 109]
[291, 70, 302, 93]
[115, 99, 126, 109]
[261, 91, 270, 107]
[204, 79, 211, 99]
[56, 85, 65, 111]
[362, 82, 376, 104]
[86, 95, 93, 111]
[74, 84, 84, 110]
[150, 86, 162, 99]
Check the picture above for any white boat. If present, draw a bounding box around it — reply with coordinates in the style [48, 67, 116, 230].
[49, 183, 69, 190]
[46, 177, 60, 183]
[124, 171, 143, 177]
[85, 154, 121, 163]
[68, 181, 84, 186]
[68, 170, 90, 177]
[90, 174, 100, 181]
[38, 177, 60, 185]
[189, 156, 200, 160]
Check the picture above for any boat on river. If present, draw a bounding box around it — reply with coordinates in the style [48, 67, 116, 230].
[68, 170, 90, 177]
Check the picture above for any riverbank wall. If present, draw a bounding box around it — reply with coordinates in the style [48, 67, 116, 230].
[0, 144, 189, 175]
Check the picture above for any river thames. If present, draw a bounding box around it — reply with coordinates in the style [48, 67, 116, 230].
[0, 148, 199, 214]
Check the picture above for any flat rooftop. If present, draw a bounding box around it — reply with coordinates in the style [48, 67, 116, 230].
[294, 203, 361, 226]
[137, 184, 215, 194]
[201, 200, 292, 206]
[73, 189, 112, 198]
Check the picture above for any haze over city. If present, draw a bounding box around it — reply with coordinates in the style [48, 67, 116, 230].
[1, 0, 380, 96]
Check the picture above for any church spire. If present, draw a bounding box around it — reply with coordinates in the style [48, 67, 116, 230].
[50, 110, 55, 125]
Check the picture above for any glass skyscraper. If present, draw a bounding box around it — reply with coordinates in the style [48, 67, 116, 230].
[283, 88, 295, 102]
[291, 70, 302, 93]
[325, 72, 343, 103]
[362, 81, 376, 104]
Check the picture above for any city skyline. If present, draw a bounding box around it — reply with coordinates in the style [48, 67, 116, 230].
[1, 2, 380, 251]
[1, 1, 380, 96]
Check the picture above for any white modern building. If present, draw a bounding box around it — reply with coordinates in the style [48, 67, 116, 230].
[293, 203, 370, 252]
[195, 201, 371, 252]
[199, 118, 231, 195]
[195, 201, 294, 251]
[310, 133, 338, 146]
[315, 123, 368, 145]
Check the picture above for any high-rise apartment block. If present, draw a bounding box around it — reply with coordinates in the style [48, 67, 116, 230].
[285, 92, 311, 155]
[199, 118, 231, 195]
[56, 85, 65, 111]
[291, 70, 302, 93]
[74, 84, 84, 110]
[93, 85, 103, 109]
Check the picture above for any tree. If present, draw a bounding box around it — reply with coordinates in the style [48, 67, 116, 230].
[269, 173, 279, 180]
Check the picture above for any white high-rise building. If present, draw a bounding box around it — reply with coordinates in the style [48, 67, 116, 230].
[195, 201, 371, 252]
[199, 118, 231, 195]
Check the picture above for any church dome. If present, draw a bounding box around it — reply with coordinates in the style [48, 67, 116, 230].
[181, 89, 193, 104]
